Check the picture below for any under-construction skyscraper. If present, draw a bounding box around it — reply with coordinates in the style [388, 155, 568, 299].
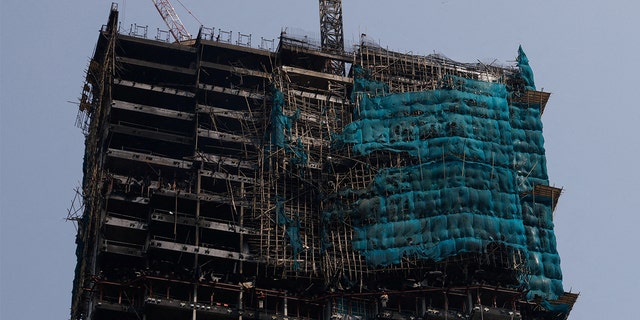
[70, 3, 577, 320]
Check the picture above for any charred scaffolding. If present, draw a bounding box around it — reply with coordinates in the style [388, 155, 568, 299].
[70, 4, 576, 320]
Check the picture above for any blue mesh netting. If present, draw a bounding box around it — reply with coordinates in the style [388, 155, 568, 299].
[276, 196, 303, 269]
[268, 87, 300, 148]
[517, 45, 536, 91]
[331, 60, 563, 299]
[265, 86, 308, 174]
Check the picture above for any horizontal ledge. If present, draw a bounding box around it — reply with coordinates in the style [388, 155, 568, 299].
[196, 104, 260, 121]
[109, 123, 193, 145]
[112, 100, 195, 120]
[200, 38, 274, 57]
[101, 240, 145, 257]
[280, 65, 352, 84]
[279, 41, 353, 62]
[104, 214, 148, 230]
[192, 152, 257, 170]
[118, 33, 198, 53]
[151, 211, 255, 234]
[197, 128, 259, 145]
[149, 239, 252, 261]
[114, 79, 195, 97]
[107, 148, 193, 169]
[199, 169, 258, 185]
[150, 188, 253, 207]
[288, 88, 346, 103]
[200, 61, 271, 79]
[116, 56, 196, 75]
[198, 83, 265, 99]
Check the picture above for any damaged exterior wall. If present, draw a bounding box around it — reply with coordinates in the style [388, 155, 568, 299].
[70, 5, 576, 320]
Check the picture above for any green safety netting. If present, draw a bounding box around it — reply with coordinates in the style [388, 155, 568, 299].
[330, 56, 562, 299]
[518, 45, 536, 91]
[267, 48, 562, 300]
[276, 196, 303, 269]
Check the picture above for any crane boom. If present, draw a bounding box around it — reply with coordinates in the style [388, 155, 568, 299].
[319, 0, 345, 75]
[151, 0, 191, 43]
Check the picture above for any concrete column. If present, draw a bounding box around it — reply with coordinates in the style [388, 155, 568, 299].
[283, 294, 288, 316]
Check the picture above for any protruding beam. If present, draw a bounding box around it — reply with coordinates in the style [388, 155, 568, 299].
[509, 90, 551, 115]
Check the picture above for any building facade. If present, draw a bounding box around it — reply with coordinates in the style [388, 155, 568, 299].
[70, 5, 576, 320]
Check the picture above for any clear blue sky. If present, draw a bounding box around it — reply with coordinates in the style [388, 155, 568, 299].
[1, 1, 638, 319]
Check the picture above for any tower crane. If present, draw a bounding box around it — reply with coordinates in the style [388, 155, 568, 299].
[319, 0, 345, 76]
[151, 0, 191, 43]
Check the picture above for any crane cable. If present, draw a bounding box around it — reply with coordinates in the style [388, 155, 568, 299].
[174, 0, 204, 27]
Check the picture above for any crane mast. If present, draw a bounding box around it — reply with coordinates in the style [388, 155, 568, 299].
[319, 0, 345, 75]
[151, 0, 191, 43]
